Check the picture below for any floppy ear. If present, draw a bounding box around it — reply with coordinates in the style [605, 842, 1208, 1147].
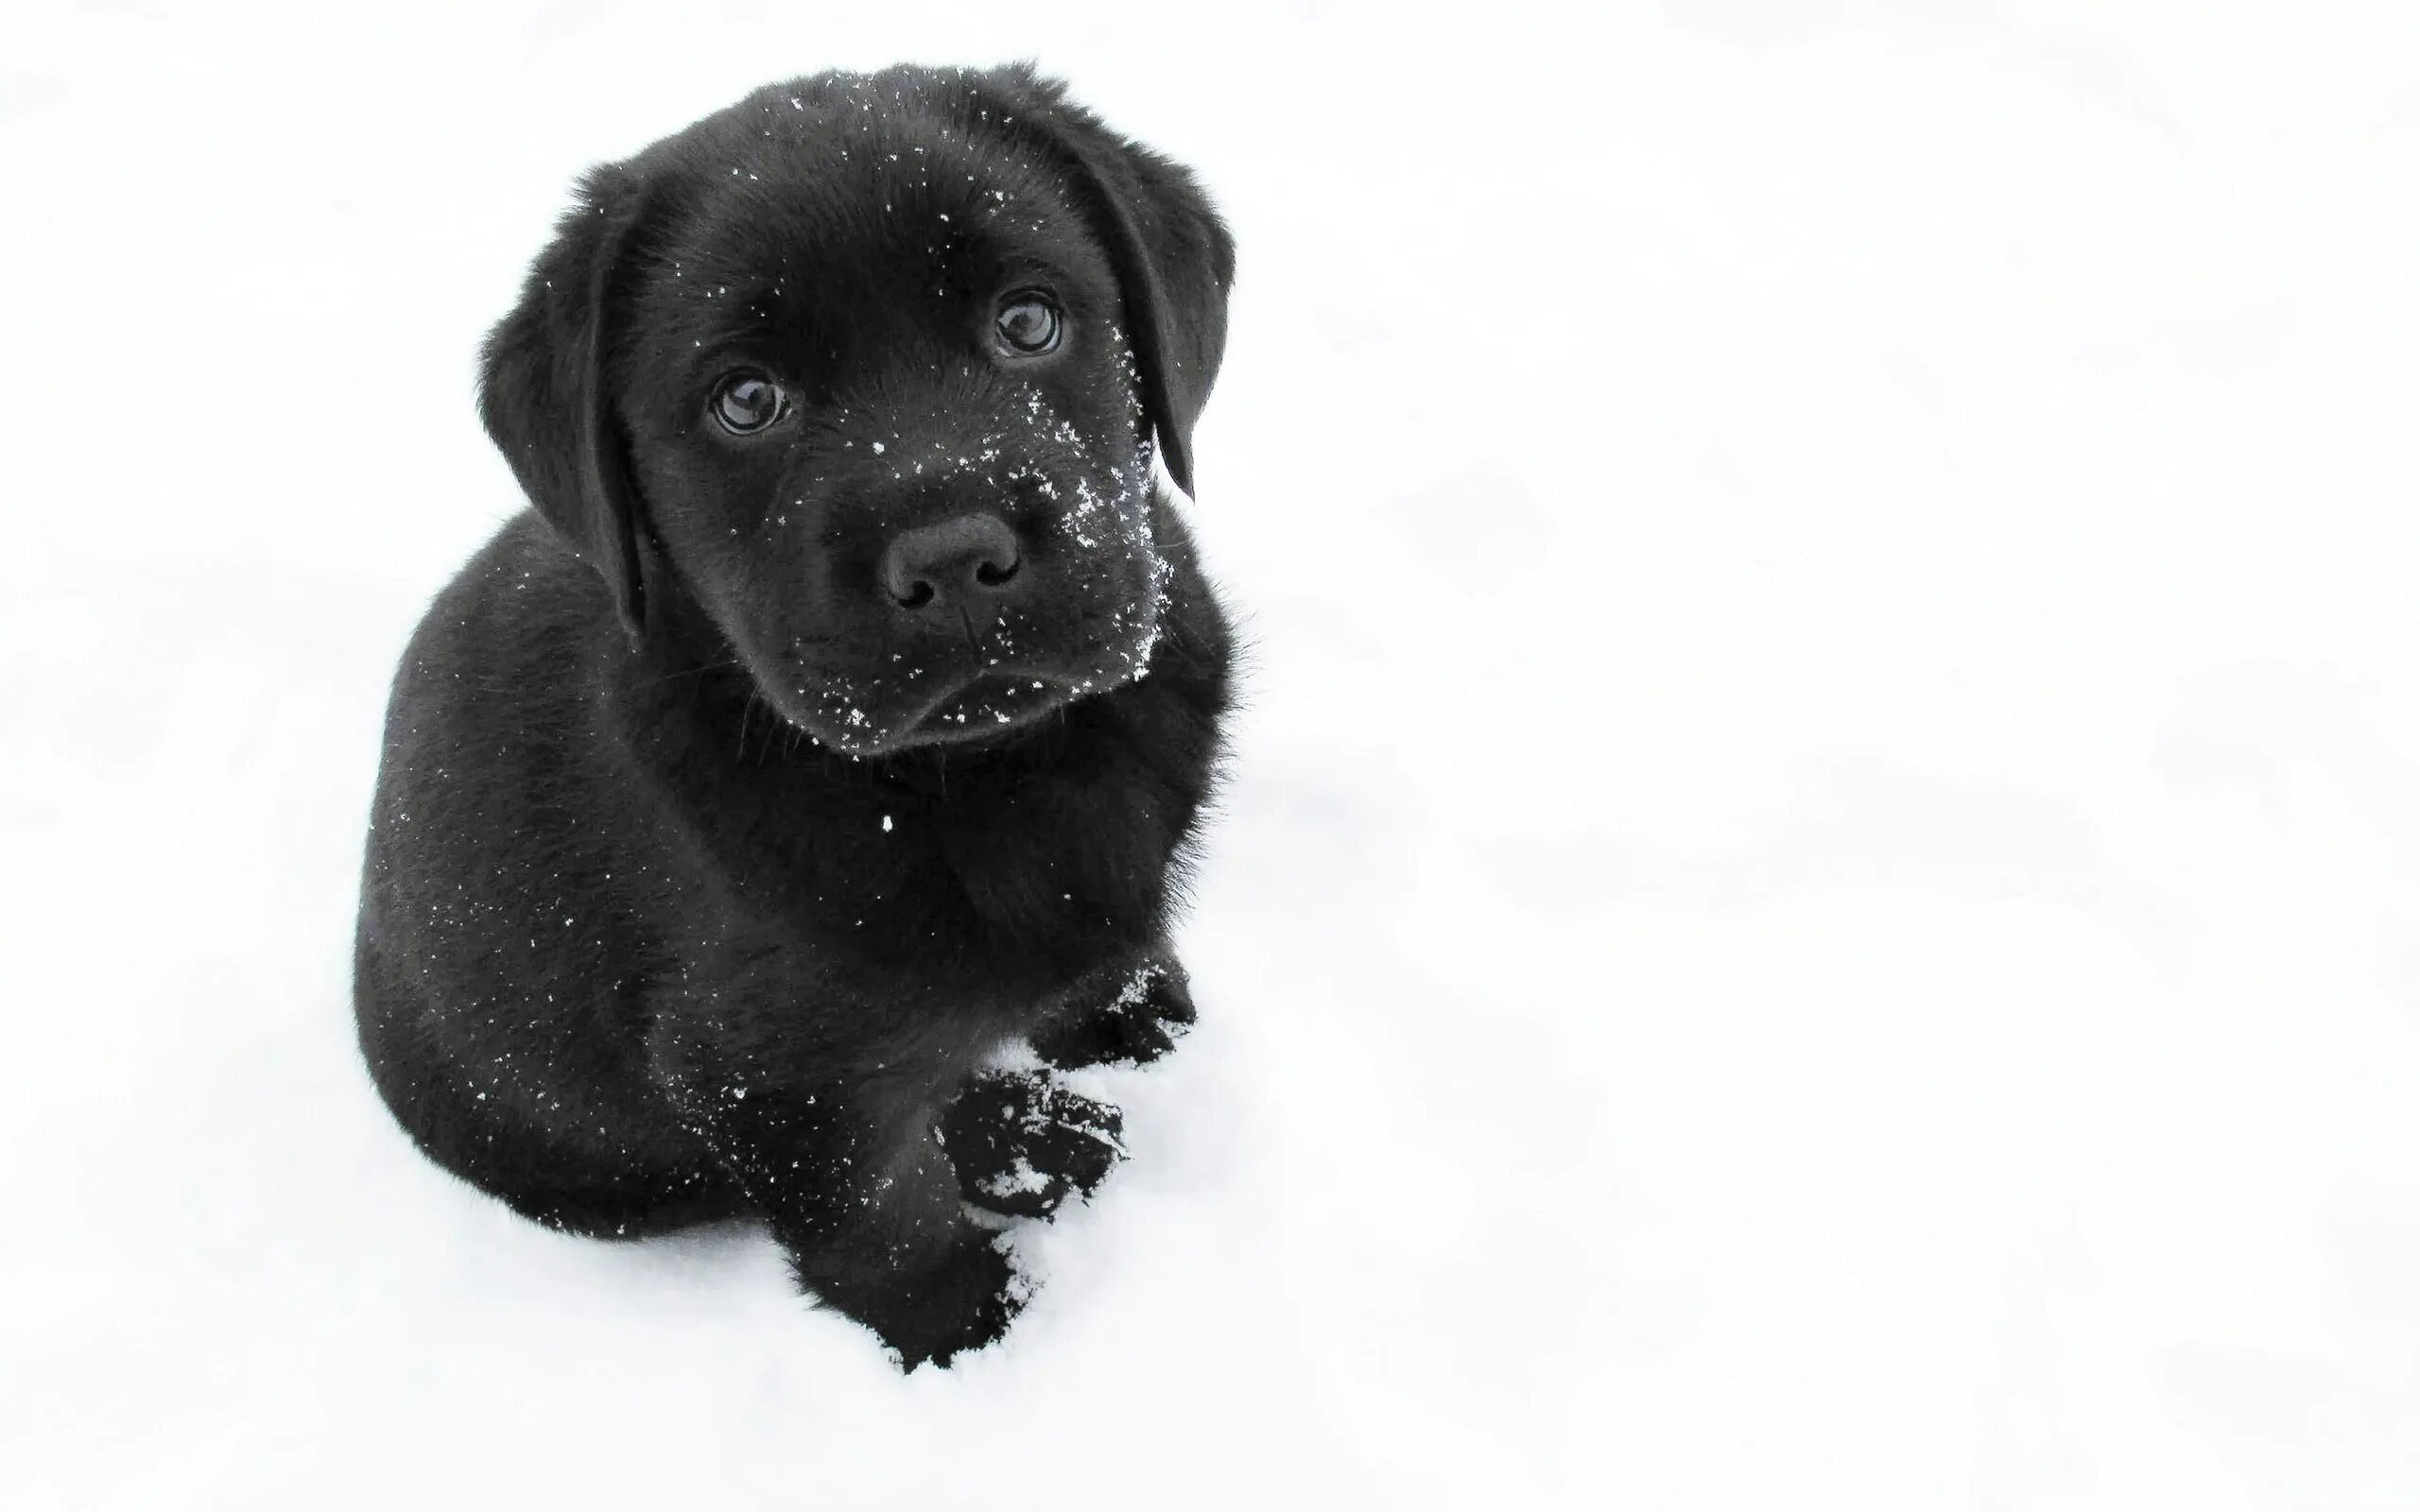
[987, 70, 1236, 497]
[478, 165, 657, 639]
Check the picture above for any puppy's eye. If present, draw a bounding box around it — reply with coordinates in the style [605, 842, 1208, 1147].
[710, 372, 788, 435]
[994, 292, 1063, 357]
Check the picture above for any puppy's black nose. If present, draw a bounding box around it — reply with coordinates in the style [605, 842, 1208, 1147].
[881, 513, 1024, 615]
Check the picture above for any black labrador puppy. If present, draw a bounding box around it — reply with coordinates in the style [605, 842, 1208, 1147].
[354, 63, 1235, 1367]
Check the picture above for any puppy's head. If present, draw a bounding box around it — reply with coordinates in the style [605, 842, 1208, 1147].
[480, 65, 1233, 756]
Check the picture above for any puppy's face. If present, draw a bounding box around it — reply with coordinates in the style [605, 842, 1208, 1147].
[481, 68, 1234, 757]
[622, 127, 1163, 753]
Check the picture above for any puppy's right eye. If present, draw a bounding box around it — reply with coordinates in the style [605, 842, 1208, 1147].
[994, 292, 1063, 357]
[710, 373, 789, 436]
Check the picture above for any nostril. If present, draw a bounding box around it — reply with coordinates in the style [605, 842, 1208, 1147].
[880, 513, 1024, 615]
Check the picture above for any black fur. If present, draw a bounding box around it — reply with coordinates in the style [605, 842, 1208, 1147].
[354, 64, 1236, 1368]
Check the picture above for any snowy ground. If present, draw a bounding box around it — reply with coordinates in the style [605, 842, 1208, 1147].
[5, 2, 2419, 1506]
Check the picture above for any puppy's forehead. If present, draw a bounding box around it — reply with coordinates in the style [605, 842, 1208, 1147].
[660, 90, 1106, 297]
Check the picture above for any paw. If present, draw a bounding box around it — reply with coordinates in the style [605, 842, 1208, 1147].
[854, 1233, 1028, 1371]
[1030, 962, 1196, 1070]
[941, 1070, 1125, 1219]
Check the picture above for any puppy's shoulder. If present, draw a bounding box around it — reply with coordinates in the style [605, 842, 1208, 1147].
[379, 509, 622, 794]
[397, 510, 605, 689]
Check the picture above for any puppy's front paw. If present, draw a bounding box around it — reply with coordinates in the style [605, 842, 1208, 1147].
[857, 1233, 1027, 1371]
[942, 1070, 1125, 1219]
[1031, 962, 1196, 1069]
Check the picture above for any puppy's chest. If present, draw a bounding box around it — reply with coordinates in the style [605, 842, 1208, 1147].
[672, 780, 1177, 971]
[660, 907, 1102, 1067]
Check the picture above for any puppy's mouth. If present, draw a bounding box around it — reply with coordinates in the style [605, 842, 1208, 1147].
[781, 651, 1143, 758]
[765, 598, 1167, 758]
[905, 673, 1080, 747]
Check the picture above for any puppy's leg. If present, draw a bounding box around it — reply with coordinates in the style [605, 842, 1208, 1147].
[779, 1107, 1027, 1369]
[1028, 955, 1198, 1071]
[648, 1037, 1022, 1368]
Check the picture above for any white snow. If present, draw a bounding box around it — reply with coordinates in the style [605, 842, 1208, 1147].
[4, 2, 2419, 1508]
[979, 1158, 1053, 1199]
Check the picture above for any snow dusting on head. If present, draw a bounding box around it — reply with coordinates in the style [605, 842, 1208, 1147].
[747, 352, 1167, 757]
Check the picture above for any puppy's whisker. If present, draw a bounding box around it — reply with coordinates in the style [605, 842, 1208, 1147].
[630, 658, 746, 689]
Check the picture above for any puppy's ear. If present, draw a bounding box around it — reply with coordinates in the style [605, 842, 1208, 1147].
[479, 165, 659, 639]
[990, 70, 1236, 497]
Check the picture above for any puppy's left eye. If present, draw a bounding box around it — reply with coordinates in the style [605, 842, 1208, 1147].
[994, 293, 1063, 357]
[710, 372, 789, 435]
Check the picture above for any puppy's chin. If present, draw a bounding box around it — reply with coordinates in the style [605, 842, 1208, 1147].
[883, 673, 1084, 752]
[768, 627, 1164, 759]
[797, 674, 1086, 758]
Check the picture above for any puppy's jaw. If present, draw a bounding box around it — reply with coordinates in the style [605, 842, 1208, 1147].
[878, 673, 1084, 751]
[764, 593, 1167, 757]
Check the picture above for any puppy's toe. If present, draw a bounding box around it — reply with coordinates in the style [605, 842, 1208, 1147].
[1023, 1088, 1124, 1199]
[942, 1071, 1126, 1218]
[1033, 966, 1194, 1069]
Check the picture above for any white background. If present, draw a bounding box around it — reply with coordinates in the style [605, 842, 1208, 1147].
[4, 2, 2417, 1506]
